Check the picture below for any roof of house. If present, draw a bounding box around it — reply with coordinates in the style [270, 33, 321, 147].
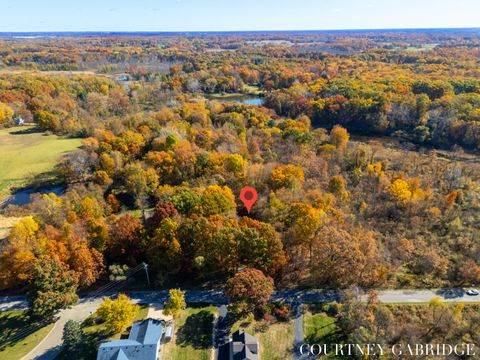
[96, 319, 164, 360]
[231, 330, 259, 360]
[218, 342, 230, 360]
[129, 318, 164, 345]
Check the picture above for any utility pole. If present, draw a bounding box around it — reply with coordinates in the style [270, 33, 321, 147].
[142, 262, 150, 286]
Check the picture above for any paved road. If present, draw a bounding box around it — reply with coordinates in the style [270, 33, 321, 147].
[4, 288, 479, 360]
[214, 305, 229, 360]
[2, 289, 479, 313]
[22, 298, 103, 360]
[370, 289, 477, 303]
[0, 295, 27, 311]
[292, 302, 305, 360]
[214, 305, 229, 347]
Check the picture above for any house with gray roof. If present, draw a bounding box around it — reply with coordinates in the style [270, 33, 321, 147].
[97, 318, 165, 360]
[218, 330, 259, 360]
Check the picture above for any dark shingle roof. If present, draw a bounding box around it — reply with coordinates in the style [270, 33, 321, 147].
[231, 330, 259, 360]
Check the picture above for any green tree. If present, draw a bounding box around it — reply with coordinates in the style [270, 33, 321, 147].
[28, 257, 79, 319]
[124, 162, 159, 208]
[62, 320, 83, 352]
[163, 289, 187, 318]
[108, 264, 129, 281]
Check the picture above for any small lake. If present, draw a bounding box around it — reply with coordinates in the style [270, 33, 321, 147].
[2, 185, 65, 207]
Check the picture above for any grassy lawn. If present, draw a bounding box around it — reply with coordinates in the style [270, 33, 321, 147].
[243, 85, 262, 94]
[0, 310, 54, 360]
[0, 126, 81, 200]
[56, 304, 149, 360]
[303, 304, 343, 359]
[82, 303, 150, 340]
[208, 92, 246, 99]
[231, 315, 295, 360]
[163, 305, 217, 360]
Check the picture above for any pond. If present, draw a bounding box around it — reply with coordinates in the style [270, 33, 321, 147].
[239, 97, 263, 106]
[2, 184, 65, 207]
[209, 94, 264, 106]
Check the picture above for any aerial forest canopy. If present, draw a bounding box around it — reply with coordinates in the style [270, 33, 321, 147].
[0, 30, 479, 297]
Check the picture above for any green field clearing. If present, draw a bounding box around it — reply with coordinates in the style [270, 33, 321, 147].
[303, 305, 342, 359]
[231, 315, 295, 360]
[243, 85, 262, 94]
[163, 305, 217, 360]
[0, 310, 54, 360]
[303, 310, 340, 343]
[0, 126, 81, 200]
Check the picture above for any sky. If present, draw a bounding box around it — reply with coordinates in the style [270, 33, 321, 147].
[1, 0, 479, 32]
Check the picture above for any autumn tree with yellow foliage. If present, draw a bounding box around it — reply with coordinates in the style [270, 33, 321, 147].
[97, 294, 139, 334]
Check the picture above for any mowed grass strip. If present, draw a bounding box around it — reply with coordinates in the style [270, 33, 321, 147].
[231, 315, 295, 360]
[163, 305, 217, 360]
[0, 126, 81, 199]
[0, 310, 54, 360]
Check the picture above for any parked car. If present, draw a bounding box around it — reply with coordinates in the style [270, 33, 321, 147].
[466, 289, 480, 296]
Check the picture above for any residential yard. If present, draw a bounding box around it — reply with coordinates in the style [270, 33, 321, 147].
[0, 126, 81, 200]
[162, 305, 217, 360]
[231, 315, 295, 360]
[56, 304, 149, 360]
[303, 304, 343, 358]
[0, 310, 54, 360]
[83, 303, 149, 340]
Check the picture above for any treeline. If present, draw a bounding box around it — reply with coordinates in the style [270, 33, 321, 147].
[2, 97, 479, 296]
[265, 76, 480, 150]
[1, 32, 480, 154]
[0, 74, 129, 133]
[0, 34, 479, 306]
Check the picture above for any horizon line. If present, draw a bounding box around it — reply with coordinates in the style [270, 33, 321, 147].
[0, 26, 479, 35]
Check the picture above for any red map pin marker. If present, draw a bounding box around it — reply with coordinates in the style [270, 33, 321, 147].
[240, 187, 258, 214]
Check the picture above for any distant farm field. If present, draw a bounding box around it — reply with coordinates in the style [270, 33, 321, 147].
[0, 126, 81, 200]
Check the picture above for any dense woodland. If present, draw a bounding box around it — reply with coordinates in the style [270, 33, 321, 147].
[0, 31, 479, 317]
